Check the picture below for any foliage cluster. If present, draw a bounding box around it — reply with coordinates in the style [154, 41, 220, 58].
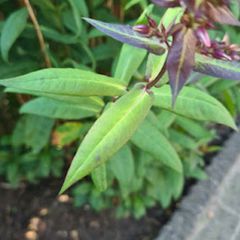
[0, 0, 240, 218]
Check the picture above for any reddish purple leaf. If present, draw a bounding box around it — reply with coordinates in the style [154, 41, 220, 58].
[151, 0, 180, 8]
[194, 53, 240, 81]
[84, 18, 166, 55]
[167, 27, 197, 103]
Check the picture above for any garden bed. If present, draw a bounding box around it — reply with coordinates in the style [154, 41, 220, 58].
[0, 125, 234, 240]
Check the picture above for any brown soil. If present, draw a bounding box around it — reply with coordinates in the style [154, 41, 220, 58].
[0, 179, 164, 240]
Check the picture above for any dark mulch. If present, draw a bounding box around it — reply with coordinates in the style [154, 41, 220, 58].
[0, 179, 166, 240]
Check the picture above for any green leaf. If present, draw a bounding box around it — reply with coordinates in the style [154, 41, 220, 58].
[1, 8, 28, 62]
[20, 97, 103, 120]
[109, 144, 135, 197]
[147, 167, 183, 207]
[165, 168, 184, 200]
[114, 44, 147, 85]
[175, 116, 215, 140]
[133, 196, 146, 219]
[161, 7, 183, 27]
[6, 87, 104, 106]
[153, 85, 237, 130]
[91, 164, 107, 192]
[156, 110, 175, 135]
[0, 61, 39, 78]
[146, 168, 171, 208]
[67, 0, 83, 35]
[60, 84, 153, 193]
[135, 4, 154, 24]
[12, 115, 54, 154]
[169, 129, 198, 150]
[146, 52, 167, 81]
[0, 68, 126, 97]
[131, 118, 183, 173]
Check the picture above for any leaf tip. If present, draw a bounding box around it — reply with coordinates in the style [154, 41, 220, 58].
[59, 181, 70, 195]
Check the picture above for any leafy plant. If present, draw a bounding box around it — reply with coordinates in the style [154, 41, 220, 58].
[0, 0, 240, 218]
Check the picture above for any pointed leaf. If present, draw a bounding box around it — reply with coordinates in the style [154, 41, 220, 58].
[1, 8, 28, 62]
[60, 84, 153, 193]
[153, 85, 237, 129]
[20, 97, 103, 120]
[0, 68, 126, 97]
[131, 118, 183, 172]
[194, 54, 240, 81]
[91, 164, 107, 192]
[167, 28, 197, 102]
[83, 18, 166, 55]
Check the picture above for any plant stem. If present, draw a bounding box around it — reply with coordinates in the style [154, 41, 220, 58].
[23, 0, 52, 68]
[146, 62, 167, 89]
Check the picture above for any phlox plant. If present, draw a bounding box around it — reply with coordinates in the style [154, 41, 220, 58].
[0, 0, 240, 204]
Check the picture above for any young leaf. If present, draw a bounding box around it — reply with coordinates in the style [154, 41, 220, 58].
[0, 68, 126, 97]
[153, 85, 237, 130]
[83, 18, 166, 55]
[20, 97, 103, 120]
[91, 164, 107, 192]
[167, 27, 197, 102]
[1, 8, 28, 62]
[60, 84, 153, 193]
[131, 118, 183, 173]
[194, 54, 240, 81]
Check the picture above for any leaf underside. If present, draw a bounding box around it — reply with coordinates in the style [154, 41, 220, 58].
[83, 17, 166, 55]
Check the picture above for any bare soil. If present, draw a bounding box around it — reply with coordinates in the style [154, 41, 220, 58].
[0, 179, 166, 240]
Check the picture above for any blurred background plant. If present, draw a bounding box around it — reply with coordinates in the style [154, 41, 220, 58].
[0, 0, 239, 219]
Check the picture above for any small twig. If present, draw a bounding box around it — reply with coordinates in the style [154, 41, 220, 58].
[23, 0, 52, 68]
[146, 62, 167, 89]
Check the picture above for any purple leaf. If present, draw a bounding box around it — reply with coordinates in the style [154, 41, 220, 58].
[151, 0, 180, 7]
[167, 28, 197, 103]
[194, 54, 240, 81]
[83, 18, 166, 55]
